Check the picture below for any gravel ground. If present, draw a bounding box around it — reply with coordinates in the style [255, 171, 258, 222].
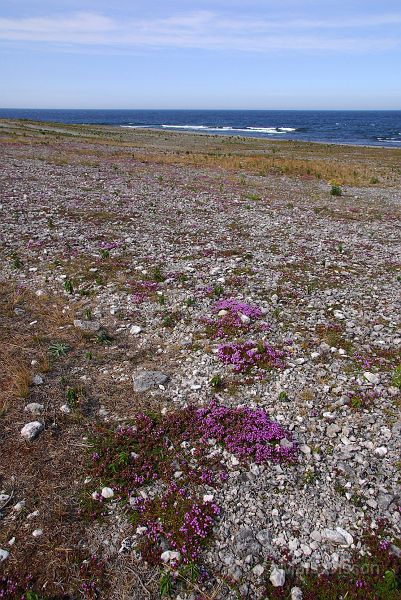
[0, 121, 400, 599]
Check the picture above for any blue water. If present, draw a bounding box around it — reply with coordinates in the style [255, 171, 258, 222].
[1, 109, 401, 147]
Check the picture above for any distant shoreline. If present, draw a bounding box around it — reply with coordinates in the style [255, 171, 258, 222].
[1, 108, 401, 147]
[2, 118, 401, 152]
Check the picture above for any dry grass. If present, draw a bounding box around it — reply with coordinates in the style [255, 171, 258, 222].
[0, 280, 179, 598]
[0, 282, 91, 595]
[1, 118, 401, 187]
[0, 282, 74, 411]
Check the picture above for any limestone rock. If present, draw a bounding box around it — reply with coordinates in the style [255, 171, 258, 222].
[132, 370, 170, 392]
[20, 421, 44, 441]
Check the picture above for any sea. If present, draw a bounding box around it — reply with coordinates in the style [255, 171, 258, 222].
[1, 109, 401, 147]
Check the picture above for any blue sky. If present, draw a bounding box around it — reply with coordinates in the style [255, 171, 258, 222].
[1, 0, 400, 109]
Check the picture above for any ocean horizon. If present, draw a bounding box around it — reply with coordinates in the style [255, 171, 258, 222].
[1, 108, 401, 147]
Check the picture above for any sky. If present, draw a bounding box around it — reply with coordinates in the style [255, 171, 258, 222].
[0, 0, 400, 110]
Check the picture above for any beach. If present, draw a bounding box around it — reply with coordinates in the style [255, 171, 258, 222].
[0, 119, 400, 599]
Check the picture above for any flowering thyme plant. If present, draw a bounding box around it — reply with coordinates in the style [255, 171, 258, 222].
[86, 401, 296, 569]
[203, 297, 265, 339]
[218, 339, 287, 373]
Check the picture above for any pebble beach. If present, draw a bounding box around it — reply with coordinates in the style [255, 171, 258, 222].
[0, 119, 400, 599]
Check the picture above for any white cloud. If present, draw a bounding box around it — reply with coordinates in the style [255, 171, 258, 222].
[0, 10, 400, 52]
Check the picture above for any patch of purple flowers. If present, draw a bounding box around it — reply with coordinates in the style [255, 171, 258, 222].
[218, 339, 287, 373]
[213, 297, 262, 320]
[89, 401, 296, 569]
[130, 279, 160, 303]
[204, 297, 264, 339]
[196, 401, 297, 463]
[99, 241, 121, 251]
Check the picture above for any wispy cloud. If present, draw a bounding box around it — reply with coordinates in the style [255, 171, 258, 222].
[0, 10, 400, 52]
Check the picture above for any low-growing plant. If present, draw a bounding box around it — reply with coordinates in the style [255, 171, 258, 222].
[162, 312, 180, 328]
[160, 571, 174, 597]
[245, 193, 261, 201]
[64, 279, 74, 294]
[392, 365, 401, 389]
[96, 330, 113, 345]
[49, 341, 70, 357]
[212, 284, 224, 298]
[218, 339, 287, 374]
[151, 266, 166, 282]
[157, 293, 166, 305]
[265, 527, 401, 599]
[330, 184, 342, 196]
[203, 297, 263, 339]
[86, 401, 297, 585]
[210, 374, 224, 389]
[11, 254, 23, 269]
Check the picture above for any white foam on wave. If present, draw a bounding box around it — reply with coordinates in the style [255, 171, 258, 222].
[377, 138, 401, 143]
[161, 124, 296, 134]
[120, 125, 152, 128]
[162, 124, 210, 130]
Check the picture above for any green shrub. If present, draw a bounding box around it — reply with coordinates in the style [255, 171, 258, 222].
[330, 185, 342, 196]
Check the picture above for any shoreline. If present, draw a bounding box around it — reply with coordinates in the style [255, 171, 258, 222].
[2, 116, 401, 149]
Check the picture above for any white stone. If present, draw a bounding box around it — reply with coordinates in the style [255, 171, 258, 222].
[32, 374, 44, 385]
[239, 313, 251, 324]
[101, 487, 114, 499]
[13, 500, 26, 512]
[130, 325, 142, 335]
[335, 527, 353, 546]
[252, 564, 265, 577]
[136, 526, 147, 535]
[27, 510, 39, 520]
[270, 566, 285, 587]
[289, 538, 299, 551]
[20, 421, 44, 441]
[73, 319, 101, 332]
[60, 404, 71, 414]
[374, 446, 388, 457]
[24, 402, 44, 414]
[203, 494, 214, 503]
[161, 550, 181, 563]
[32, 529, 43, 538]
[301, 544, 312, 556]
[0, 549, 10, 562]
[322, 528, 351, 546]
[333, 310, 345, 320]
[364, 372, 380, 385]
[291, 587, 303, 600]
